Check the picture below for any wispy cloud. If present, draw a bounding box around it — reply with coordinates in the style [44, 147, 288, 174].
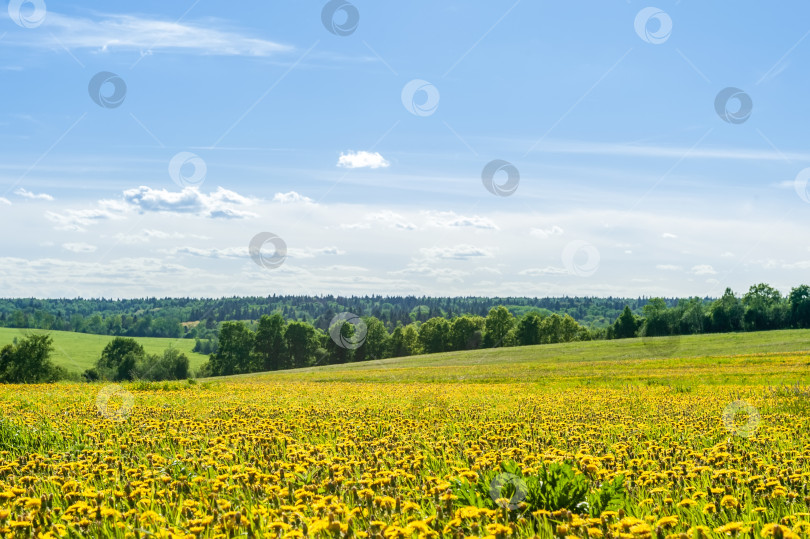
[425, 211, 498, 230]
[529, 138, 810, 162]
[530, 225, 564, 239]
[420, 245, 493, 260]
[690, 264, 717, 275]
[63, 242, 97, 253]
[15, 188, 54, 201]
[11, 12, 293, 56]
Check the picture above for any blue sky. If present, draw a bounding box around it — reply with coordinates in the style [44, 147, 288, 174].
[1, 1, 809, 298]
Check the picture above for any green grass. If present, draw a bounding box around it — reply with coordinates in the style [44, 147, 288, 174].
[232, 328, 810, 387]
[0, 327, 209, 373]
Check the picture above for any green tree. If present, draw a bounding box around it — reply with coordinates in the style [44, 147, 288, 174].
[677, 297, 706, 334]
[355, 317, 390, 361]
[284, 322, 319, 368]
[97, 337, 146, 381]
[210, 322, 254, 376]
[612, 306, 639, 339]
[743, 283, 785, 331]
[641, 298, 674, 337]
[418, 317, 451, 354]
[450, 315, 485, 350]
[0, 334, 60, 383]
[484, 306, 515, 348]
[253, 314, 287, 371]
[708, 288, 744, 332]
[516, 312, 544, 346]
[789, 285, 810, 328]
[390, 323, 420, 357]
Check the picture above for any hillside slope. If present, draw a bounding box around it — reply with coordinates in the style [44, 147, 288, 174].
[0, 328, 209, 373]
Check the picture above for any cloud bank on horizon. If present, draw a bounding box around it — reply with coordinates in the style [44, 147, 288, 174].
[1, 1, 810, 299]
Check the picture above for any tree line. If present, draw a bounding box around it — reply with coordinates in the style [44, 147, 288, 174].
[607, 284, 810, 339]
[3, 283, 809, 383]
[0, 295, 658, 339]
[203, 283, 810, 376]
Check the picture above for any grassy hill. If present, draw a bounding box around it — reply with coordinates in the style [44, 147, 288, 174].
[230, 328, 810, 387]
[0, 327, 209, 373]
[3, 326, 809, 384]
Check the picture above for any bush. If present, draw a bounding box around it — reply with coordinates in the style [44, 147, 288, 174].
[0, 334, 63, 383]
[451, 461, 625, 517]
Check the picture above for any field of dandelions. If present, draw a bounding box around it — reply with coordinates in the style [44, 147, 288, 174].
[1, 349, 810, 539]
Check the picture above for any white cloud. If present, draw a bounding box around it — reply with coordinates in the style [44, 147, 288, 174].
[720, 251, 735, 258]
[656, 264, 682, 271]
[518, 267, 568, 276]
[690, 264, 717, 275]
[273, 191, 314, 204]
[17, 12, 292, 56]
[530, 225, 564, 239]
[420, 245, 493, 260]
[15, 188, 54, 201]
[390, 265, 468, 282]
[0, 198, 10, 205]
[338, 222, 371, 230]
[63, 242, 97, 253]
[425, 211, 498, 230]
[287, 247, 345, 259]
[337, 151, 390, 169]
[46, 200, 128, 232]
[366, 211, 416, 230]
[169, 246, 246, 259]
[113, 229, 199, 245]
[123, 186, 256, 219]
[661, 232, 677, 239]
